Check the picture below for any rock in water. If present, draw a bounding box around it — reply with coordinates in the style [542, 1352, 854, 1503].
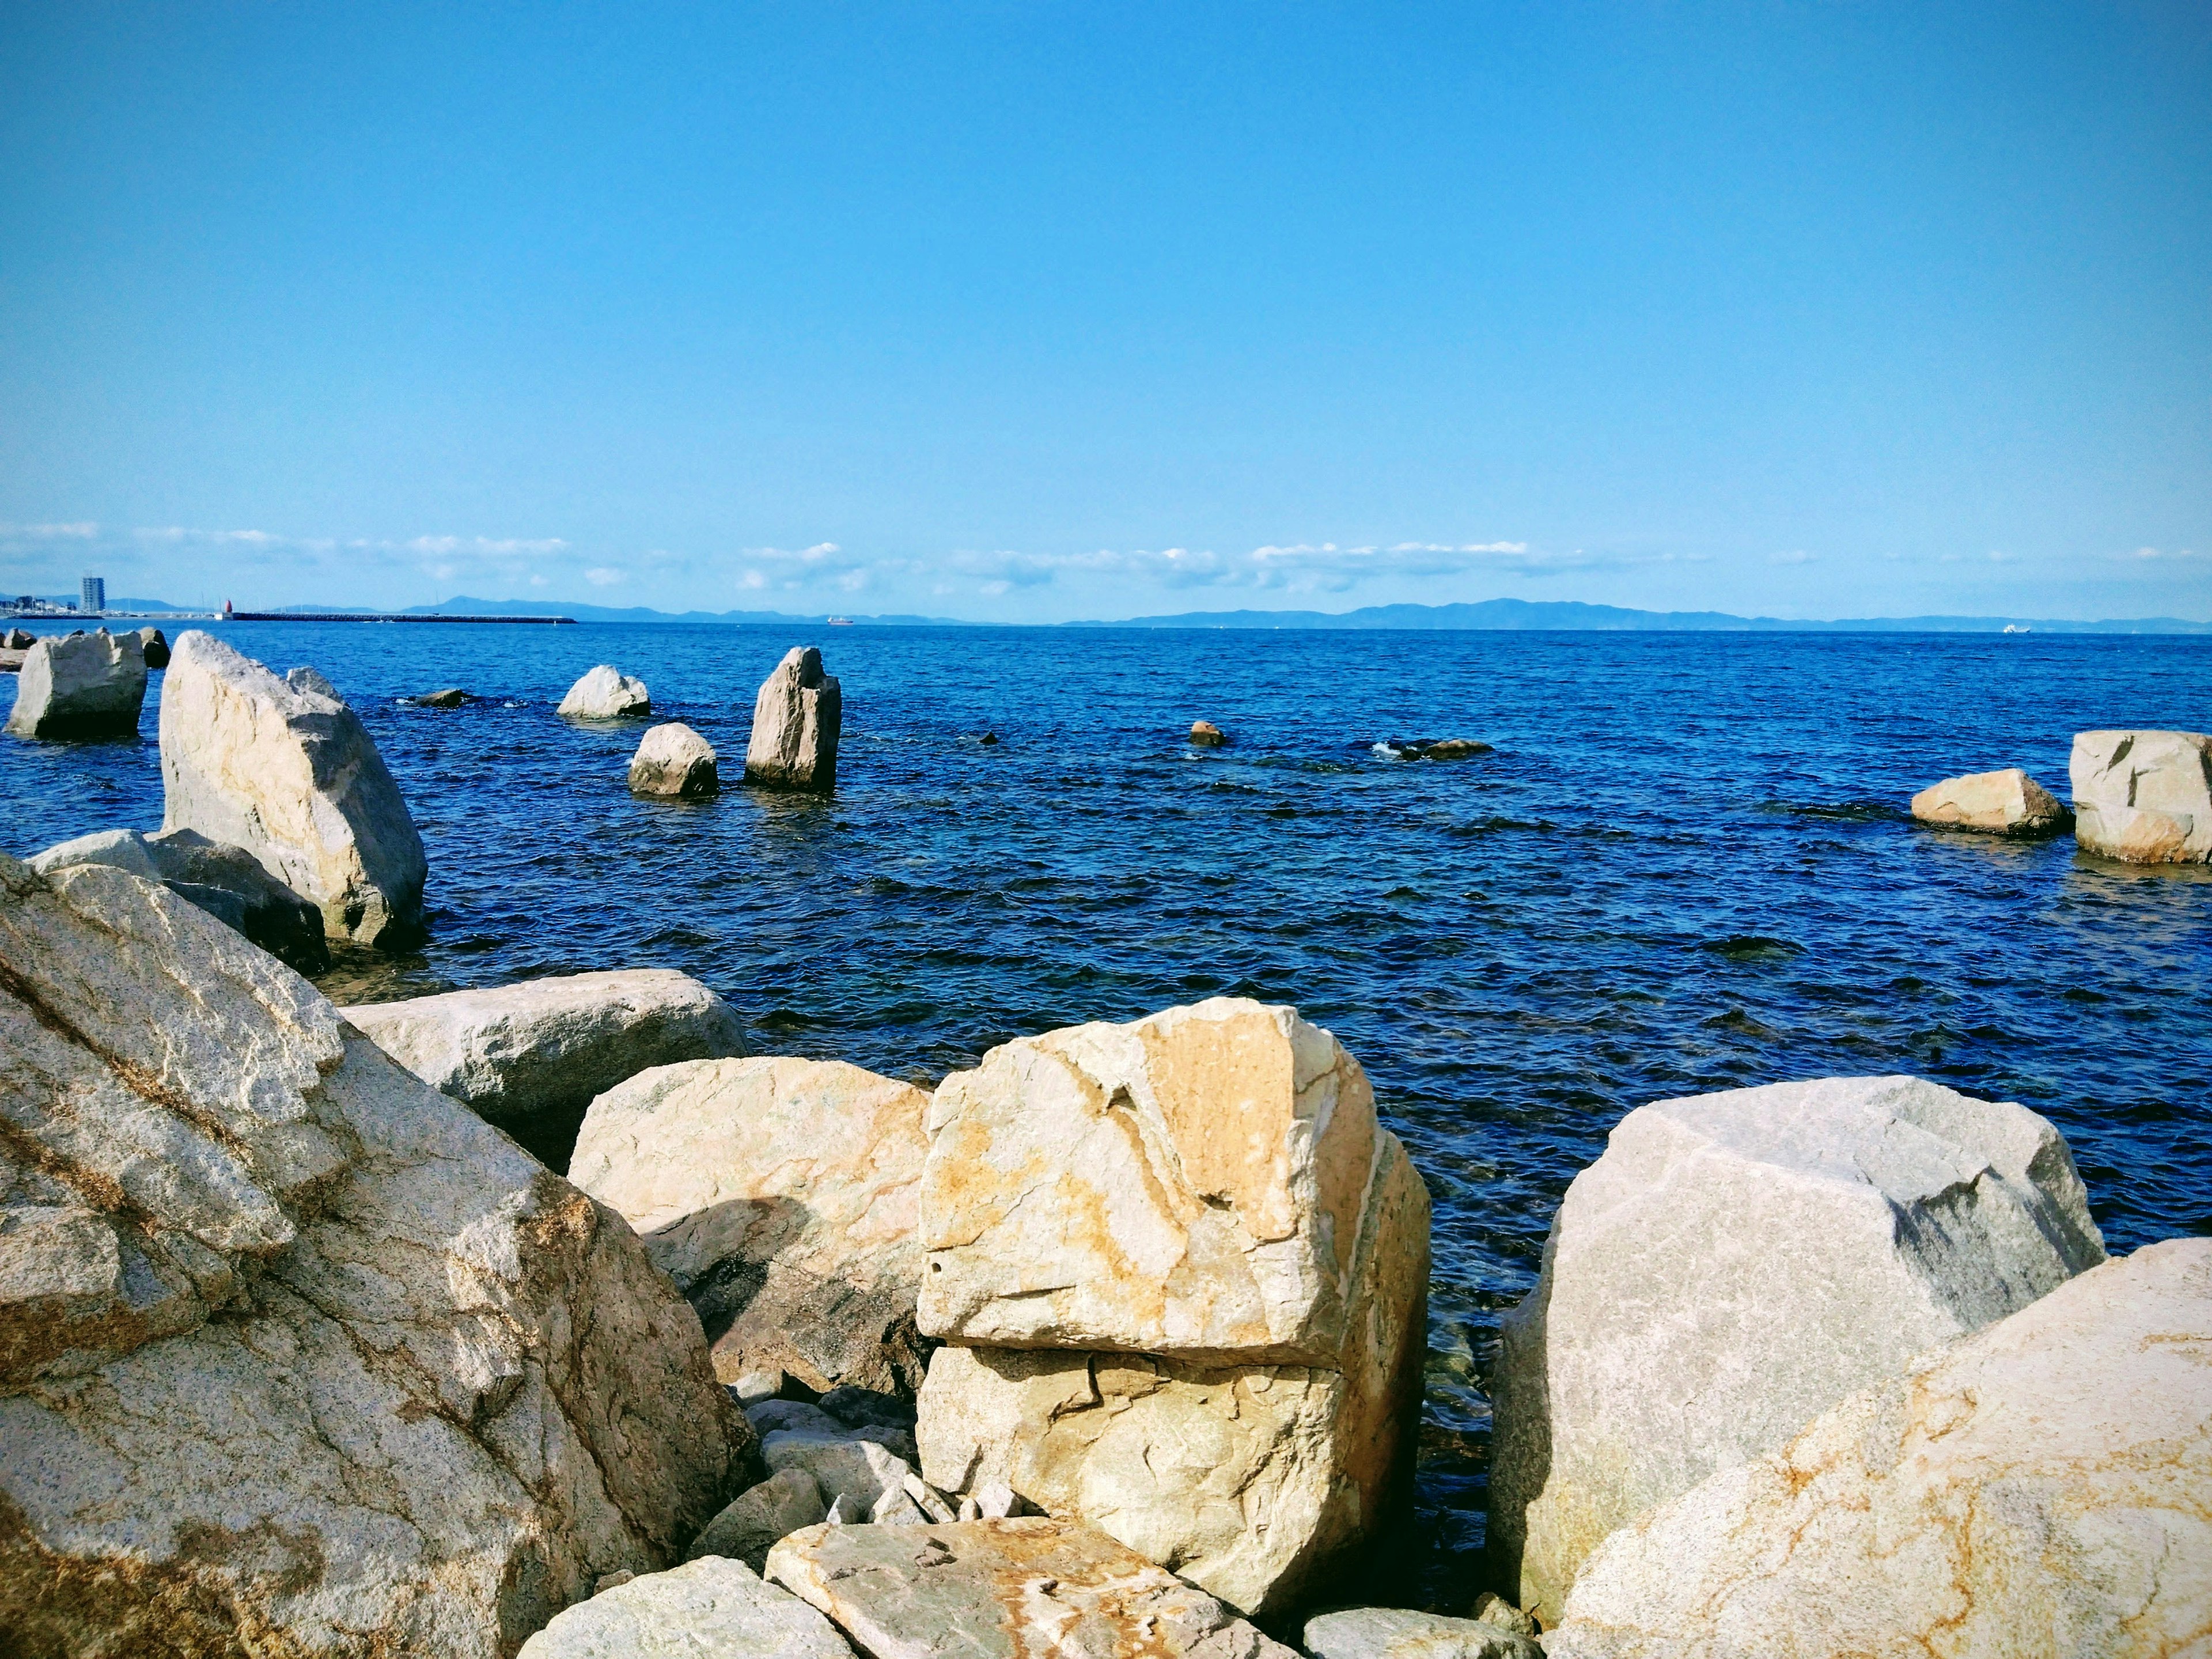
[29, 825, 330, 974]
[1189, 719, 1228, 747]
[558, 664, 651, 719]
[571, 1056, 930, 1393]
[517, 1556, 854, 1659]
[744, 646, 840, 791]
[1908, 766, 2070, 835]
[1547, 1239, 2212, 1659]
[914, 998, 1430, 1615]
[158, 631, 428, 946]
[137, 626, 169, 669]
[2070, 729, 2212, 863]
[1304, 1607, 1541, 1659]
[345, 969, 747, 1172]
[412, 687, 469, 708]
[3, 627, 31, 649]
[765, 1517, 1300, 1659]
[1487, 1074, 2107, 1625]
[0, 852, 752, 1656]
[628, 721, 720, 797]
[4, 629, 147, 738]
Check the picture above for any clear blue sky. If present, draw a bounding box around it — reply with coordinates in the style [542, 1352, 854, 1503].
[2, 3, 2206, 622]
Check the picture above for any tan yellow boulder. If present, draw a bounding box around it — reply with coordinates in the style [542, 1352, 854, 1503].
[1908, 766, 2069, 835]
[2071, 729, 2212, 863]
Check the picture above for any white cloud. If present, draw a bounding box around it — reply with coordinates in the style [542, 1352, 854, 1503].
[584, 566, 625, 586]
[0, 521, 99, 539]
[2124, 546, 2196, 561]
[1768, 549, 1816, 566]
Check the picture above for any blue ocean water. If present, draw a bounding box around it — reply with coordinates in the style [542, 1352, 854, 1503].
[6, 620, 2210, 1601]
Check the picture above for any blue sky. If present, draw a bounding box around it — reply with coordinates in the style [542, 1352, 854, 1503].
[2, 3, 2206, 622]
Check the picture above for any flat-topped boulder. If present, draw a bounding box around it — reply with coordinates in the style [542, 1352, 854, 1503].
[766, 1517, 1300, 1659]
[559, 664, 650, 719]
[0, 851, 751, 1656]
[1488, 1074, 2108, 1624]
[571, 1056, 930, 1393]
[160, 631, 427, 945]
[29, 825, 329, 972]
[629, 721, 719, 797]
[517, 1556, 854, 1659]
[2071, 729, 2212, 863]
[1305, 1607, 1540, 1659]
[346, 969, 747, 1172]
[744, 646, 840, 791]
[1547, 1239, 2212, 1659]
[1909, 766, 2070, 835]
[5, 628, 147, 738]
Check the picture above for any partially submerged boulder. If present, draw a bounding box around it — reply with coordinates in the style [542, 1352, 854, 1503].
[766, 1517, 1300, 1659]
[1908, 766, 2070, 835]
[1378, 737, 1493, 760]
[160, 631, 428, 946]
[628, 721, 719, 798]
[1188, 719, 1228, 747]
[1487, 1074, 2108, 1625]
[744, 646, 840, 791]
[915, 998, 1430, 1615]
[0, 851, 751, 1656]
[4, 628, 147, 738]
[517, 1556, 853, 1659]
[137, 626, 169, 668]
[571, 1056, 930, 1393]
[1547, 1239, 2212, 1659]
[29, 825, 329, 973]
[2070, 729, 2212, 863]
[346, 969, 747, 1172]
[409, 687, 469, 708]
[1304, 1607, 1540, 1659]
[558, 664, 650, 719]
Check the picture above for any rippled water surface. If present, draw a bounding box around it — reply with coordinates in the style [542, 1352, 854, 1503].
[6, 620, 2210, 1604]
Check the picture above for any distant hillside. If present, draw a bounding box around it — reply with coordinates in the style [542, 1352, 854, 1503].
[1065, 597, 2212, 634]
[393, 596, 967, 626]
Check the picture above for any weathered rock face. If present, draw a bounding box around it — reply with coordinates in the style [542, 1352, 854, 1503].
[517, 1556, 854, 1659]
[0, 851, 751, 1657]
[159, 631, 429, 946]
[685, 1468, 828, 1571]
[1488, 1074, 2108, 1625]
[766, 1517, 1301, 1659]
[4, 629, 147, 738]
[1909, 766, 2070, 835]
[629, 721, 719, 797]
[1304, 1607, 1541, 1659]
[346, 969, 747, 1172]
[1547, 1239, 2212, 1659]
[3, 627, 31, 649]
[915, 998, 1430, 1615]
[558, 664, 651, 719]
[572, 1056, 930, 1393]
[2071, 729, 2212, 863]
[136, 626, 169, 668]
[744, 646, 840, 791]
[29, 825, 330, 973]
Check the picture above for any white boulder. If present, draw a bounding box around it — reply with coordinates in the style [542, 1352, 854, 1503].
[1548, 1239, 2212, 1659]
[743, 646, 840, 791]
[4, 628, 147, 738]
[1487, 1074, 2108, 1624]
[628, 721, 719, 797]
[0, 851, 751, 1655]
[1304, 1608, 1540, 1659]
[2070, 729, 2212, 863]
[571, 1056, 930, 1393]
[158, 631, 427, 945]
[558, 664, 650, 719]
[29, 825, 329, 972]
[517, 1556, 853, 1659]
[1908, 766, 2070, 835]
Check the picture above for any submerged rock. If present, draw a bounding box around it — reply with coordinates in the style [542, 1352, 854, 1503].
[1547, 1238, 2212, 1659]
[2070, 729, 2212, 863]
[558, 664, 651, 719]
[0, 852, 751, 1656]
[517, 1556, 853, 1659]
[744, 646, 840, 791]
[137, 626, 169, 668]
[1909, 766, 2069, 835]
[410, 686, 469, 708]
[4, 628, 147, 738]
[28, 825, 329, 973]
[1304, 1607, 1540, 1659]
[1487, 1074, 2107, 1624]
[1378, 737, 1493, 760]
[346, 969, 747, 1172]
[1188, 719, 1228, 747]
[629, 721, 720, 797]
[572, 1056, 930, 1393]
[159, 631, 427, 946]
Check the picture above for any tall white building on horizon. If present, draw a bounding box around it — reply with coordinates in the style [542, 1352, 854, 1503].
[80, 575, 104, 614]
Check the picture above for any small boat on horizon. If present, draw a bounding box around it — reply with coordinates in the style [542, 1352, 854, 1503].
[827, 615, 854, 626]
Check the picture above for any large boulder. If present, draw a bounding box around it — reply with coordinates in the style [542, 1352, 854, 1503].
[765, 1517, 1300, 1659]
[914, 999, 1430, 1615]
[29, 825, 329, 972]
[1304, 1608, 1540, 1659]
[628, 721, 719, 798]
[159, 631, 428, 945]
[345, 969, 747, 1172]
[1487, 1074, 2108, 1625]
[557, 664, 650, 719]
[1908, 766, 2070, 835]
[2070, 729, 2212, 863]
[743, 646, 840, 791]
[571, 1056, 930, 1393]
[1547, 1239, 2212, 1659]
[0, 852, 751, 1656]
[137, 626, 169, 669]
[4, 628, 147, 738]
[517, 1556, 854, 1659]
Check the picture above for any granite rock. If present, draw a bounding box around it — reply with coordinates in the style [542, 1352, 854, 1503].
[558, 664, 651, 719]
[1909, 766, 2070, 835]
[628, 721, 720, 797]
[136, 626, 169, 669]
[762, 1433, 915, 1519]
[5, 628, 147, 738]
[684, 1468, 830, 1572]
[1303, 1608, 1540, 1659]
[744, 646, 840, 791]
[29, 825, 329, 973]
[2070, 729, 2212, 863]
[517, 1555, 854, 1659]
[1189, 719, 1228, 747]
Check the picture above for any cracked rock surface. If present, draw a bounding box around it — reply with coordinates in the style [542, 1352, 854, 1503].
[2070, 728, 2212, 863]
[5, 630, 147, 740]
[0, 852, 750, 1656]
[1907, 766, 2070, 835]
[1547, 1238, 2212, 1659]
[1487, 1073, 2108, 1625]
[743, 646, 840, 793]
[517, 1556, 853, 1659]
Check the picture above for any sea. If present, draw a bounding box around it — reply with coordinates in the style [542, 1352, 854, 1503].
[5, 618, 2210, 1603]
